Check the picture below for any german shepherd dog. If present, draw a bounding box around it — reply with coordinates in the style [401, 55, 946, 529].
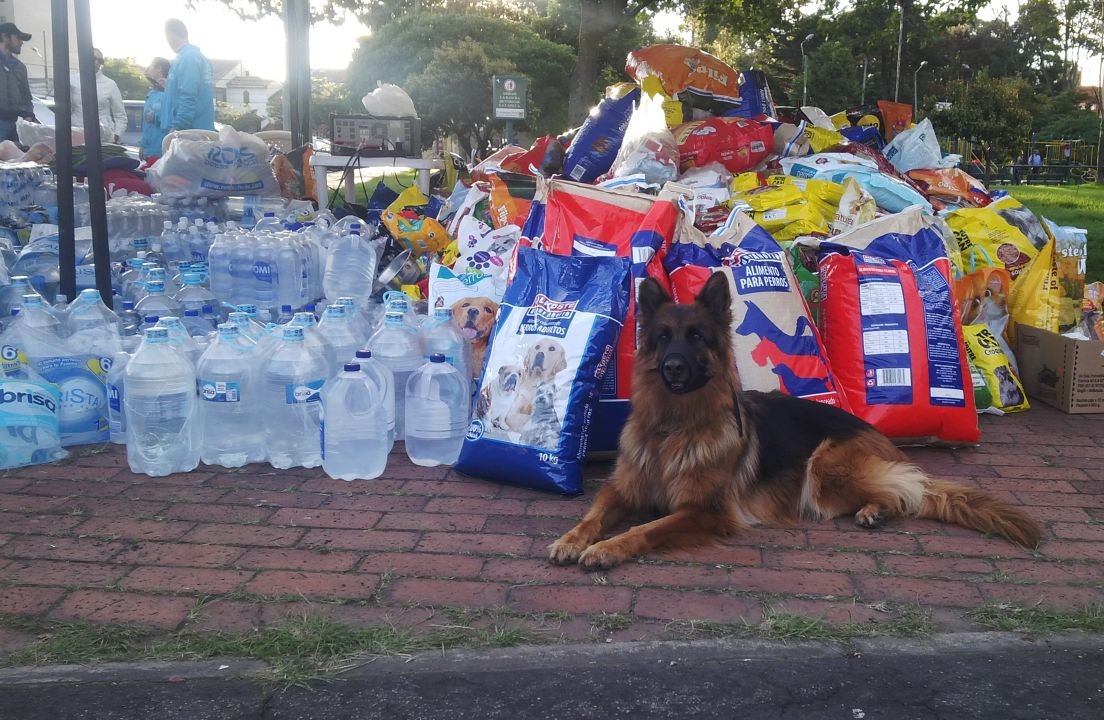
[550, 273, 1042, 570]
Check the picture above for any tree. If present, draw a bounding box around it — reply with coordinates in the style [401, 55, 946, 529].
[102, 58, 150, 100]
[926, 73, 1034, 167]
[266, 78, 357, 136]
[346, 13, 575, 144]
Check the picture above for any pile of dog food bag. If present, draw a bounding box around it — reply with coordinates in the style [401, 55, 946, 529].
[388, 44, 1097, 494]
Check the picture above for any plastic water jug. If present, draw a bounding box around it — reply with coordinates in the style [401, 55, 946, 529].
[405, 354, 468, 466]
[320, 362, 389, 480]
[124, 327, 200, 477]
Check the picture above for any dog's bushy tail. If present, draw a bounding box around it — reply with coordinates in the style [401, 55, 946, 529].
[916, 479, 1043, 549]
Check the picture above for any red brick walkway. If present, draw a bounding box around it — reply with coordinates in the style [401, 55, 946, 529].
[1, 404, 1101, 643]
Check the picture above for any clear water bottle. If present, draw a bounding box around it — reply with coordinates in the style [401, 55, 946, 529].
[201, 304, 220, 327]
[252, 234, 279, 322]
[321, 362, 388, 481]
[124, 327, 199, 476]
[228, 233, 254, 306]
[290, 311, 336, 378]
[405, 354, 468, 467]
[259, 325, 327, 469]
[254, 211, 283, 233]
[177, 272, 217, 315]
[316, 304, 361, 368]
[423, 307, 472, 393]
[276, 304, 294, 324]
[140, 314, 160, 332]
[323, 225, 376, 303]
[106, 350, 129, 444]
[0, 276, 43, 319]
[276, 235, 304, 310]
[206, 233, 234, 303]
[197, 323, 265, 468]
[53, 293, 70, 322]
[157, 316, 200, 367]
[16, 293, 61, 335]
[118, 300, 142, 336]
[135, 280, 181, 319]
[369, 311, 424, 438]
[354, 349, 395, 450]
[160, 220, 185, 266]
[227, 309, 264, 344]
[65, 289, 122, 356]
[335, 296, 372, 342]
[182, 309, 215, 337]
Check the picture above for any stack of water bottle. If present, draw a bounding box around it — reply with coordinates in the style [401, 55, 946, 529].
[2, 196, 475, 475]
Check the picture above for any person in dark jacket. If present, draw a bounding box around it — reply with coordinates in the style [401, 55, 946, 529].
[0, 22, 35, 143]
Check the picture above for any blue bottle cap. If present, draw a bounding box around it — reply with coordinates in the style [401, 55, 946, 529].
[184, 309, 199, 317]
[344, 363, 361, 372]
[355, 349, 371, 359]
[430, 353, 446, 363]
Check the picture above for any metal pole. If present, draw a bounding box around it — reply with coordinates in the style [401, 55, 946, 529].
[73, 0, 113, 308]
[861, 56, 868, 106]
[51, 0, 76, 303]
[800, 34, 813, 108]
[895, 0, 907, 102]
[284, 0, 311, 148]
[42, 31, 49, 96]
[913, 61, 926, 113]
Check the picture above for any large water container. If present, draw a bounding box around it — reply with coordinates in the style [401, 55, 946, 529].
[124, 327, 200, 476]
[316, 304, 361, 368]
[197, 323, 265, 468]
[323, 225, 377, 303]
[259, 326, 327, 469]
[369, 311, 424, 438]
[177, 272, 217, 315]
[253, 211, 283, 233]
[65, 289, 123, 359]
[289, 311, 336, 378]
[354, 349, 395, 451]
[135, 280, 181, 319]
[422, 307, 472, 393]
[106, 350, 129, 444]
[320, 362, 389, 481]
[404, 354, 468, 466]
[228, 232, 255, 306]
[156, 317, 200, 367]
[206, 233, 234, 304]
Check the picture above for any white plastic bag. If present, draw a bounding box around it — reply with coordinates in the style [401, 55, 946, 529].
[883, 118, 960, 173]
[362, 83, 418, 118]
[146, 126, 280, 199]
[608, 92, 679, 186]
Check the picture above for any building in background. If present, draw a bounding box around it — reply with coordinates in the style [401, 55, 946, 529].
[212, 59, 280, 119]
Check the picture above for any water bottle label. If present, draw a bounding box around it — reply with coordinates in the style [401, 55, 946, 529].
[199, 380, 241, 403]
[253, 261, 276, 285]
[284, 379, 323, 404]
[108, 384, 122, 412]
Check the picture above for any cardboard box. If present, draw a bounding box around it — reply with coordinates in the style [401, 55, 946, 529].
[1016, 325, 1104, 413]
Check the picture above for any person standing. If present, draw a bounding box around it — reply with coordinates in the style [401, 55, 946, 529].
[0, 22, 35, 144]
[162, 19, 215, 132]
[70, 48, 129, 143]
[140, 58, 171, 162]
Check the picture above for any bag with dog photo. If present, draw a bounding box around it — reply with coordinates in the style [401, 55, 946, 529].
[455, 247, 631, 495]
[665, 210, 848, 409]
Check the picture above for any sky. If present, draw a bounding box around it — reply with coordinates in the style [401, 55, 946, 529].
[89, 0, 372, 79]
[89, 0, 1100, 87]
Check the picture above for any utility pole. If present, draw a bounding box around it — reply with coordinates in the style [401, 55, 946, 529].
[895, 0, 911, 102]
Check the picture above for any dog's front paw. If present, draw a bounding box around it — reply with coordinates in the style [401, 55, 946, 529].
[548, 534, 590, 565]
[578, 540, 630, 571]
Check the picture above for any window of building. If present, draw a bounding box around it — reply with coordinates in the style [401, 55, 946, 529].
[243, 90, 250, 105]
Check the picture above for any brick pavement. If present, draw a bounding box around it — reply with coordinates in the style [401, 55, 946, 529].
[0, 404, 1101, 644]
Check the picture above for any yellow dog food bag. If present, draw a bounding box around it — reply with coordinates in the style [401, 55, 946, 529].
[945, 206, 1038, 280]
[962, 323, 1029, 414]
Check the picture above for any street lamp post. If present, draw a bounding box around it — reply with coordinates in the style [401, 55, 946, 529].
[913, 60, 928, 112]
[860, 55, 868, 106]
[961, 63, 972, 94]
[801, 33, 814, 107]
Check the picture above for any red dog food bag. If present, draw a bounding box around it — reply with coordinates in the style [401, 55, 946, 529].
[664, 211, 848, 409]
[802, 207, 980, 444]
[673, 117, 774, 175]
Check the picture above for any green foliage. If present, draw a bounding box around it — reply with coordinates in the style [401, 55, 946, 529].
[347, 13, 575, 148]
[102, 57, 151, 101]
[1007, 184, 1104, 281]
[1039, 110, 1101, 144]
[216, 102, 263, 132]
[266, 79, 357, 136]
[926, 72, 1034, 161]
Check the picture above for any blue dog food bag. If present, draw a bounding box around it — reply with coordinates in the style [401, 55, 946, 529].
[455, 247, 630, 495]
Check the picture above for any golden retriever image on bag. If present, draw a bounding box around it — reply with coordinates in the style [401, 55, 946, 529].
[549, 272, 1043, 570]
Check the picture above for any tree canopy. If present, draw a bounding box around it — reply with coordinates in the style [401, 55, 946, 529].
[102, 58, 150, 101]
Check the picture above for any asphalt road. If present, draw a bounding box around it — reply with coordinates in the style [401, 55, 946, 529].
[1, 633, 1102, 719]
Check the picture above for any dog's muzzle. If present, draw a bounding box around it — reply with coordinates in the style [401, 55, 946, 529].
[659, 342, 709, 394]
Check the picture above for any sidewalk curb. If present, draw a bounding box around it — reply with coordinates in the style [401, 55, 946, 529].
[2, 631, 1101, 686]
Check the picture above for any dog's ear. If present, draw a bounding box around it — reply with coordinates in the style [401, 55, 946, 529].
[697, 271, 732, 328]
[637, 278, 671, 322]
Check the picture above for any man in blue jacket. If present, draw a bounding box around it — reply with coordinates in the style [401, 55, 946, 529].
[162, 19, 215, 132]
